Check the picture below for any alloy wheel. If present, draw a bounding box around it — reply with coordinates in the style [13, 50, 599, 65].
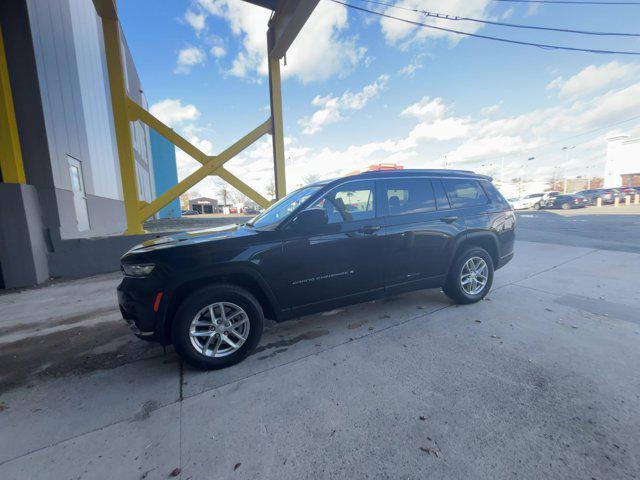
[460, 257, 489, 295]
[189, 302, 250, 358]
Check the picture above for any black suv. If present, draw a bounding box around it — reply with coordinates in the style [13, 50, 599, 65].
[118, 170, 515, 369]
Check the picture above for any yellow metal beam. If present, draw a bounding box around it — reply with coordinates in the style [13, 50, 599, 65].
[137, 119, 272, 220]
[268, 52, 286, 199]
[101, 16, 144, 235]
[91, 0, 118, 20]
[127, 99, 209, 164]
[0, 26, 26, 184]
[217, 168, 270, 208]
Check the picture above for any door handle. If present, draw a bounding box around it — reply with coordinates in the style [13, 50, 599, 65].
[440, 216, 458, 224]
[358, 225, 381, 234]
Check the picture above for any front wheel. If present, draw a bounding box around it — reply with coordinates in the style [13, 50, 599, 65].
[561, 202, 571, 210]
[172, 284, 264, 370]
[533, 202, 541, 210]
[443, 247, 494, 304]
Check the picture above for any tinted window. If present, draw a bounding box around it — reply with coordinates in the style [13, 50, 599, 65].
[442, 179, 489, 208]
[309, 180, 375, 224]
[432, 179, 451, 210]
[479, 180, 508, 206]
[385, 178, 436, 216]
[251, 185, 321, 228]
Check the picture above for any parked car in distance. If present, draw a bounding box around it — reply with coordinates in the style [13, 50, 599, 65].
[508, 193, 544, 210]
[618, 187, 639, 197]
[540, 194, 589, 210]
[534, 191, 560, 209]
[118, 169, 516, 370]
[181, 209, 199, 215]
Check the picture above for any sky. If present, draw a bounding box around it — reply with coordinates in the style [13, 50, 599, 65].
[118, 0, 640, 200]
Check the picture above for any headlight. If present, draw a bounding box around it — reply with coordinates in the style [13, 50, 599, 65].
[122, 263, 155, 277]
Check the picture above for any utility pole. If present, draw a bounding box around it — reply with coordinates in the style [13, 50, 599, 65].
[561, 146, 575, 194]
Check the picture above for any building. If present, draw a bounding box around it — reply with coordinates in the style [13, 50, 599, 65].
[150, 129, 180, 219]
[189, 197, 219, 214]
[0, 0, 157, 288]
[604, 136, 640, 188]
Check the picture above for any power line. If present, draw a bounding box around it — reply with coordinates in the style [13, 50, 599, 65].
[330, 0, 640, 54]
[357, 0, 640, 37]
[491, 0, 640, 5]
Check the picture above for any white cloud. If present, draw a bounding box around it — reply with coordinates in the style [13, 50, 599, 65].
[196, 0, 365, 83]
[398, 55, 424, 77]
[380, 0, 492, 46]
[175, 46, 206, 74]
[149, 99, 201, 127]
[480, 103, 501, 116]
[185, 10, 207, 35]
[401, 96, 448, 120]
[299, 75, 389, 134]
[210, 45, 227, 58]
[546, 62, 640, 98]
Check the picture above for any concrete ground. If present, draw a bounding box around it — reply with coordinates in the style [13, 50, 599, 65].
[1, 212, 639, 479]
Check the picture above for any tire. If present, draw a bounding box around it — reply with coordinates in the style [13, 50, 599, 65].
[533, 202, 541, 210]
[561, 202, 570, 210]
[443, 247, 494, 304]
[171, 284, 264, 370]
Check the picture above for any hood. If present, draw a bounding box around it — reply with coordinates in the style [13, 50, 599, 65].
[126, 223, 255, 255]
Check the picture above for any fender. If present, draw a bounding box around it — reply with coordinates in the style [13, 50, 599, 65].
[156, 263, 284, 344]
[448, 230, 501, 269]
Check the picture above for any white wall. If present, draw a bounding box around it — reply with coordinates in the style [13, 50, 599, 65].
[68, 0, 120, 200]
[605, 136, 640, 188]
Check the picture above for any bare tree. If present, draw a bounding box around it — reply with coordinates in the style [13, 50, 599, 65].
[217, 185, 230, 206]
[265, 179, 275, 200]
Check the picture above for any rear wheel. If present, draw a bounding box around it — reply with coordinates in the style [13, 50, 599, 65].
[443, 247, 494, 304]
[172, 284, 264, 370]
[533, 202, 541, 210]
[561, 202, 571, 210]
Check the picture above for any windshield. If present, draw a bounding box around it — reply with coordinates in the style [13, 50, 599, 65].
[249, 185, 322, 229]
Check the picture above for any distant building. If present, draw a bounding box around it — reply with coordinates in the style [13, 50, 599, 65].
[495, 180, 549, 200]
[189, 197, 218, 214]
[605, 136, 640, 187]
[150, 130, 180, 219]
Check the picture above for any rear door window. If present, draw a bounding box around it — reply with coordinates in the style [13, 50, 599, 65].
[442, 179, 489, 208]
[385, 178, 436, 216]
[432, 179, 451, 210]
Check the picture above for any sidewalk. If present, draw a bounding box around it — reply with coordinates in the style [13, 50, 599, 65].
[1, 241, 639, 479]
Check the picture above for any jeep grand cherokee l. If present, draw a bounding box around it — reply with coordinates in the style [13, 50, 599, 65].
[118, 170, 515, 369]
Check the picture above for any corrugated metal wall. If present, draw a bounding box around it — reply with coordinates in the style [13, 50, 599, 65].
[26, 0, 155, 238]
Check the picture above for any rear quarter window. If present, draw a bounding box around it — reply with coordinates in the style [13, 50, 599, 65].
[480, 180, 510, 207]
[442, 179, 489, 208]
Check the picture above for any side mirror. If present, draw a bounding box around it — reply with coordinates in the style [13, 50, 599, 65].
[291, 208, 328, 231]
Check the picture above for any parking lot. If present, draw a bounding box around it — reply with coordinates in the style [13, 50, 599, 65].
[1, 209, 639, 479]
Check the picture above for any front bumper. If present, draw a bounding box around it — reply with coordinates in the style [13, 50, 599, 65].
[117, 279, 166, 343]
[496, 251, 514, 270]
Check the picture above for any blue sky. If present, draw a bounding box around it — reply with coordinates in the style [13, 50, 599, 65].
[118, 0, 640, 198]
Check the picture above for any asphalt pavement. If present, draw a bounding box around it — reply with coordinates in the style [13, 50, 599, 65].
[0, 209, 639, 479]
